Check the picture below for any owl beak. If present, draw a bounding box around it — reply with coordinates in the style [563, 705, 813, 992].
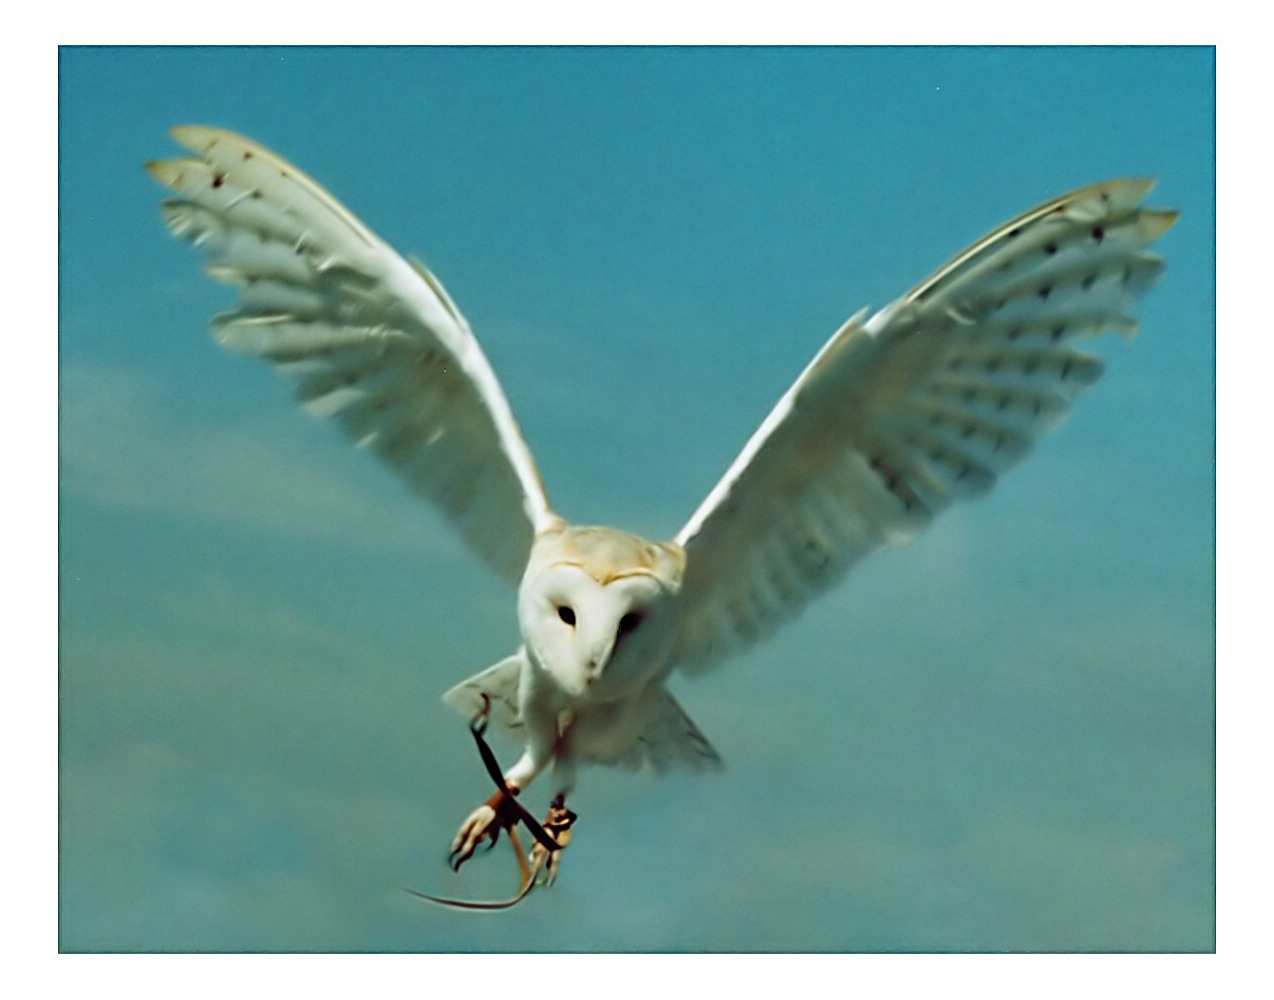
[581, 639, 614, 688]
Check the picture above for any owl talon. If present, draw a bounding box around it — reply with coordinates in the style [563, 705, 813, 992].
[448, 785, 522, 872]
[529, 795, 577, 887]
[448, 803, 495, 871]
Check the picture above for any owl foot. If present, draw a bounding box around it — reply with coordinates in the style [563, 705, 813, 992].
[448, 784, 522, 872]
[529, 794, 577, 888]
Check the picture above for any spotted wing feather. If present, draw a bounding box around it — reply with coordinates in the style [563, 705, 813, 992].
[148, 126, 555, 581]
[672, 179, 1177, 671]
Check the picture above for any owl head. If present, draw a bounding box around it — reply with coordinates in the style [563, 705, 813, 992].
[518, 525, 685, 701]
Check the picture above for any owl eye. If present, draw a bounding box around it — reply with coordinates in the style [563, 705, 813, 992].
[617, 612, 643, 638]
[557, 605, 576, 626]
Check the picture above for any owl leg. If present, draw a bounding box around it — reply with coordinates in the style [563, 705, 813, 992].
[448, 700, 558, 872]
[447, 697, 522, 870]
[448, 689, 579, 875]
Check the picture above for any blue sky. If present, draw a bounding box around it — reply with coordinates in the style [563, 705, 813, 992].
[59, 46, 1214, 952]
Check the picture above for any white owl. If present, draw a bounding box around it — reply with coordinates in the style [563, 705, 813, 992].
[148, 127, 1177, 878]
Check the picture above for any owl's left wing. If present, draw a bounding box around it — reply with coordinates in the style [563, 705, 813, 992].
[148, 127, 556, 582]
[668, 179, 1178, 673]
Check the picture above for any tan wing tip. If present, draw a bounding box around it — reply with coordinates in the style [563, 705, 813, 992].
[150, 125, 230, 184]
[1087, 179, 1178, 240]
[1139, 207, 1181, 239]
[170, 124, 232, 153]
[144, 157, 184, 188]
[1116, 175, 1157, 195]
[1113, 315, 1140, 342]
[171, 125, 280, 168]
[1094, 176, 1157, 207]
[1057, 177, 1154, 223]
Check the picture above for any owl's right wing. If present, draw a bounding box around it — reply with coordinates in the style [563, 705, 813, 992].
[668, 178, 1178, 673]
[148, 126, 557, 582]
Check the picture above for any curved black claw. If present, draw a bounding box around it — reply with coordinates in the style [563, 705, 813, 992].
[447, 826, 500, 873]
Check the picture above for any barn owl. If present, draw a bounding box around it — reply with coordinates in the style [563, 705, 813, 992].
[148, 126, 1177, 874]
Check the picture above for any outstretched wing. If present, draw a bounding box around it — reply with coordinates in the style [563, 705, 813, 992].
[670, 178, 1178, 672]
[148, 126, 557, 581]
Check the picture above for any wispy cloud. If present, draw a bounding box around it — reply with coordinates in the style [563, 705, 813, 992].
[60, 362, 465, 559]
